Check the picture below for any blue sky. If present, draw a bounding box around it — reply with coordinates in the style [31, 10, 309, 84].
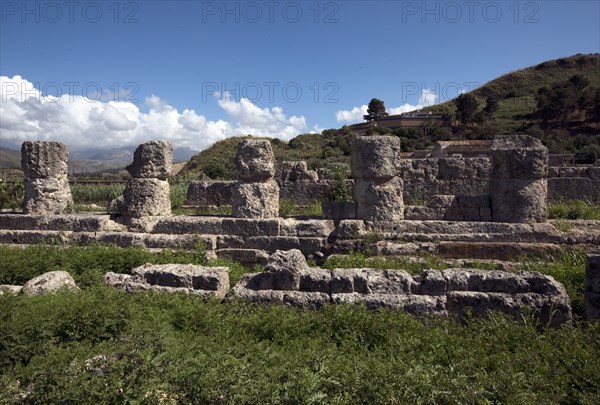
[1, 0, 599, 152]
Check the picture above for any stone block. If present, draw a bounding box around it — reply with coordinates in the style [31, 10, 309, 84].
[299, 268, 332, 294]
[490, 135, 548, 179]
[232, 179, 279, 218]
[21, 141, 69, 179]
[351, 136, 401, 180]
[420, 269, 446, 295]
[279, 219, 335, 237]
[216, 249, 270, 265]
[235, 139, 276, 181]
[22, 271, 79, 295]
[354, 178, 404, 221]
[183, 181, 234, 207]
[23, 177, 73, 215]
[126, 140, 173, 179]
[123, 178, 171, 218]
[321, 201, 356, 220]
[263, 249, 308, 290]
[404, 206, 445, 220]
[153, 216, 224, 235]
[490, 178, 547, 223]
[221, 217, 280, 236]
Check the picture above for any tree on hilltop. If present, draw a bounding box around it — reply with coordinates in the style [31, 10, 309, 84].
[363, 98, 389, 121]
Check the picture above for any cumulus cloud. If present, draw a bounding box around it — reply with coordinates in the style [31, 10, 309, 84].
[217, 93, 307, 140]
[0, 75, 312, 152]
[335, 89, 439, 123]
[335, 105, 368, 123]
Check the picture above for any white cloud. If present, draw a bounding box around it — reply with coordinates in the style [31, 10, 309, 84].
[335, 105, 367, 123]
[0, 75, 314, 153]
[217, 93, 307, 140]
[335, 89, 439, 124]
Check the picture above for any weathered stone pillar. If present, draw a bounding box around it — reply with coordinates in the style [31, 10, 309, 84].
[232, 139, 279, 218]
[351, 136, 403, 221]
[123, 141, 172, 222]
[584, 252, 600, 321]
[21, 141, 73, 214]
[490, 135, 548, 223]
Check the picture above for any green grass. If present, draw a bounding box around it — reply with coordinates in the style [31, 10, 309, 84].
[0, 245, 598, 402]
[521, 250, 588, 316]
[0, 289, 598, 404]
[279, 199, 323, 218]
[548, 199, 600, 220]
[70, 183, 125, 206]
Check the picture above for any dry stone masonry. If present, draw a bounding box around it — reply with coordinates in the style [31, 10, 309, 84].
[228, 249, 572, 326]
[351, 136, 404, 221]
[123, 141, 173, 226]
[105, 264, 229, 298]
[490, 135, 548, 223]
[232, 139, 279, 218]
[21, 141, 73, 215]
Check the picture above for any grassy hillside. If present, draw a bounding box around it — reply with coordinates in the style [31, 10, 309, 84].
[0, 147, 21, 169]
[426, 54, 600, 124]
[179, 129, 355, 180]
[179, 54, 600, 180]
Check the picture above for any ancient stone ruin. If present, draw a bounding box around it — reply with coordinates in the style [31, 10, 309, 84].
[3, 136, 600, 324]
[490, 135, 548, 223]
[21, 141, 73, 215]
[229, 249, 572, 326]
[122, 140, 173, 228]
[232, 139, 279, 218]
[105, 263, 229, 298]
[351, 136, 404, 221]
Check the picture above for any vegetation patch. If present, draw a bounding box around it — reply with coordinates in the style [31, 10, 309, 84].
[0, 244, 597, 402]
[548, 199, 600, 220]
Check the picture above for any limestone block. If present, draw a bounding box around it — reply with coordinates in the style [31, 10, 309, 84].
[263, 249, 309, 290]
[22, 271, 79, 295]
[105, 264, 229, 298]
[23, 177, 73, 215]
[354, 178, 404, 221]
[490, 135, 548, 179]
[123, 178, 171, 218]
[235, 139, 276, 182]
[232, 179, 279, 218]
[351, 136, 401, 180]
[21, 141, 68, 179]
[490, 178, 547, 223]
[126, 140, 173, 179]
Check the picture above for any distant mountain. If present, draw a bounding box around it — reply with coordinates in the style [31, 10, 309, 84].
[0, 147, 21, 169]
[71, 146, 197, 163]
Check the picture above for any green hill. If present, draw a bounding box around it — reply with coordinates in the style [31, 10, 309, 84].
[0, 147, 21, 169]
[179, 54, 600, 180]
[178, 129, 354, 180]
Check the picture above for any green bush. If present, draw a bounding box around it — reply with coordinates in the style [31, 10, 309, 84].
[0, 182, 24, 210]
[0, 291, 598, 403]
[322, 163, 351, 202]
